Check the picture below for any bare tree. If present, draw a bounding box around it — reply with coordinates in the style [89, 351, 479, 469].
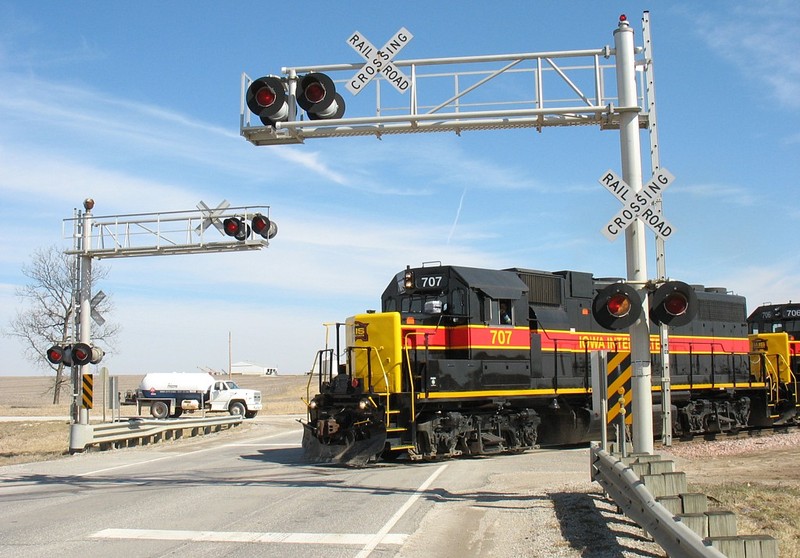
[5, 245, 119, 404]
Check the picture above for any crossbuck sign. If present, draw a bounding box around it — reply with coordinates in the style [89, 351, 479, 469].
[346, 28, 413, 95]
[599, 168, 675, 242]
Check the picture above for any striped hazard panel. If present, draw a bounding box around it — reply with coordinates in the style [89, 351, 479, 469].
[82, 373, 94, 409]
[606, 351, 632, 425]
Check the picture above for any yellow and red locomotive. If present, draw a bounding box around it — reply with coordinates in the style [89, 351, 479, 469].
[302, 263, 798, 465]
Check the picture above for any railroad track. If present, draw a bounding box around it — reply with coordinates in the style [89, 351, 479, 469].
[666, 422, 800, 446]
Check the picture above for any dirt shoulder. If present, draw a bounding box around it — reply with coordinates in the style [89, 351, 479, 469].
[661, 430, 800, 484]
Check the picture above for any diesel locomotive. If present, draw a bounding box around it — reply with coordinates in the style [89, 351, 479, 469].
[301, 263, 799, 465]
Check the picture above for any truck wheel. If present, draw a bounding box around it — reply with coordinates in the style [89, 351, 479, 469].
[150, 401, 170, 419]
[229, 402, 246, 417]
[245, 411, 257, 419]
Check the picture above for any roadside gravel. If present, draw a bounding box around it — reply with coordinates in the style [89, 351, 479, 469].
[399, 448, 667, 558]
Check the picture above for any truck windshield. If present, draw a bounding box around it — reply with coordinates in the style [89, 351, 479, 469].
[224, 381, 240, 389]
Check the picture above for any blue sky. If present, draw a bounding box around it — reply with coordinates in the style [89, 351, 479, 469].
[1, 1, 798, 377]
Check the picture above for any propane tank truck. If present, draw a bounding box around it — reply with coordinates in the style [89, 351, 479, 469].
[136, 372, 262, 419]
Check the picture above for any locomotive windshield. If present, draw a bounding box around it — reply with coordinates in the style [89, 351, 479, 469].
[399, 294, 447, 314]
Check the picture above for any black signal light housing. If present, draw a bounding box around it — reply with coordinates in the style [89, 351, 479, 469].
[592, 283, 643, 330]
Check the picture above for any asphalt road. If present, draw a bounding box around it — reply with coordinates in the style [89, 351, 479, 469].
[0, 416, 662, 558]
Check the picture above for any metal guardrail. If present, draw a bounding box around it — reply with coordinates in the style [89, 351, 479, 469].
[69, 415, 244, 453]
[590, 442, 728, 558]
[590, 442, 779, 558]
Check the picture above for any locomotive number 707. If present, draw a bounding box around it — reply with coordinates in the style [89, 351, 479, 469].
[420, 276, 443, 288]
[491, 329, 513, 345]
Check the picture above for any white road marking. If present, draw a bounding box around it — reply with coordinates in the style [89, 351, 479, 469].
[90, 463, 448, 555]
[355, 463, 449, 558]
[91, 528, 407, 546]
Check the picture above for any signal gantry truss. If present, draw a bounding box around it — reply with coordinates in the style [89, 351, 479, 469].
[240, 45, 650, 146]
[63, 201, 275, 259]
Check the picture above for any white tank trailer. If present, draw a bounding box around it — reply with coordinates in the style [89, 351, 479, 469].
[136, 372, 262, 419]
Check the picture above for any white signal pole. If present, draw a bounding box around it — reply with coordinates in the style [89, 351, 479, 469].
[78, 198, 94, 426]
[614, 16, 654, 455]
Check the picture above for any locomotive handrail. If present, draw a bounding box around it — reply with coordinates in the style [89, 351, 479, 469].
[403, 331, 428, 424]
[750, 352, 781, 407]
[762, 350, 798, 409]
[364, 344, 392, 425]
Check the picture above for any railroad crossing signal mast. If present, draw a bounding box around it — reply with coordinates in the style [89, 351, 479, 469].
[241, 14, 667, 454]
[58, 199, 276, 448]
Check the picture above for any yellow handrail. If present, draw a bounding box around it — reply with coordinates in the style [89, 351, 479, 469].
[403, 331, 431, 425]
[750, 351, 795, 407]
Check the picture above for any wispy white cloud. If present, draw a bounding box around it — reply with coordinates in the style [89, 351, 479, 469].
[0, 72, 376, 190]
[696, 1, 800, 109]
[676, 181, 758, 207]
[716, 263, 800, 309]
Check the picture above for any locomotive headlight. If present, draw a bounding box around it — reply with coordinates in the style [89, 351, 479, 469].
[309, 399, 318, 409]
[358, 398, 369, 410]
[403, 266, 414, 289]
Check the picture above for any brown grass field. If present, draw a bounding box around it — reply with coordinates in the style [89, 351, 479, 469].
[0, 374, 797, 555]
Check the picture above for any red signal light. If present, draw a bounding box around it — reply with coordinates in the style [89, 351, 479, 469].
[46, 343, 102, 366]
[224, 218, 241, 235]
[303, 82, 326, 104]
[245, 76, 290, 127]
[663, 292, 689, 317]
[607, 293, 632, 317]
[255, 86, 278, 108]
[73, 345, 90, 363]
[650, 281, 697, 326]
[47, 346, 66, 365]
[251, 214, 269, 234]
[70, 342, 104, 366]
[592, 283, 642, 330]
[296, 73, 345, 121]
[251, 213, 277, 240]
[223, 217, 250, 241]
